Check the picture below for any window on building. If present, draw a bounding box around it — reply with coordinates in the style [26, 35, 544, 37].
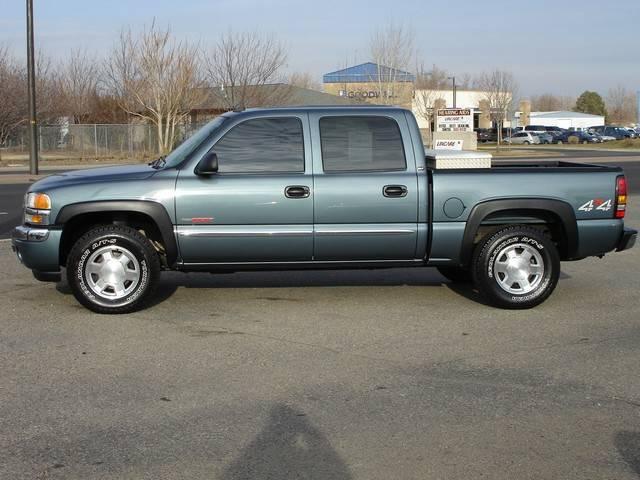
[213, 117, 304, 173]
[320, 116, 406, 172]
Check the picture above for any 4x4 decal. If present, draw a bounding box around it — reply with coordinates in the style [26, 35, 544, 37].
[578, 198, 612, 212]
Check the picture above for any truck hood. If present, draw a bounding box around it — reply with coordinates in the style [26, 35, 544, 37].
[29, 164, 158, 191]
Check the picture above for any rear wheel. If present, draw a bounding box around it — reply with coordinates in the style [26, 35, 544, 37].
[523, 141, 530, 145]
[471, 226, 560, 309]
[437, 266, 472, 283]
[66, 225, 161, 314]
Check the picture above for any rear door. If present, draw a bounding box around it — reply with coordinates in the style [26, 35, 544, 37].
[309, 112, 418, 261]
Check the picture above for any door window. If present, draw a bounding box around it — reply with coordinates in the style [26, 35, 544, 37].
[319, 116, 406, 172]
[213, 117, 304, 173]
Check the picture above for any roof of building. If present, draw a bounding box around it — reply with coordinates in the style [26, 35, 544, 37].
[193, 84, 355, 111]
[530, 110, 605, 119]
[323, 62, 415, 84]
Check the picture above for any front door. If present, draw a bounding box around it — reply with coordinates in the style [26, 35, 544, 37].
[309, 113, 419, 261]
[175, 114, 313, 264]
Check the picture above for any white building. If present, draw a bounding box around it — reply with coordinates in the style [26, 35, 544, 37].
[515, 111, 605, 130]
[412, 89, 513, 130]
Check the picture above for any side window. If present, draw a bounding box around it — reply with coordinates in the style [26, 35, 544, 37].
[319, 116, 406, 172]
[213, 117, 304, 173]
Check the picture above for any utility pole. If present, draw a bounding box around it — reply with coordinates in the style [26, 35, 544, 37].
[448, 76, 457, 108]
[26, 0, 39, 175]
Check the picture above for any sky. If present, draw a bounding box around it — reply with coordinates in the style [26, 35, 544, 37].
[1, 0, 639, 97]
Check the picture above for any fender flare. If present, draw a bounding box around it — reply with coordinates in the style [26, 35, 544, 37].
[56, 200, 178, 266]
[460, 198, 578, 265]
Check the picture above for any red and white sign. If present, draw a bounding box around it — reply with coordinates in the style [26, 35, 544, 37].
[436, 108, 473, 133]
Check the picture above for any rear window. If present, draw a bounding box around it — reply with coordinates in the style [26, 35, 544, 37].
[319, 116, 406, 172]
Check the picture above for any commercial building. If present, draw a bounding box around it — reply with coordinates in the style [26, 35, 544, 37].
[322, 62, 415, 108]
[514, 111, 605, 130]
[412, 89, 504, 130]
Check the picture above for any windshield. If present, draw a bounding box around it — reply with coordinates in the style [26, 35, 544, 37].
[163, 116, 228, 169]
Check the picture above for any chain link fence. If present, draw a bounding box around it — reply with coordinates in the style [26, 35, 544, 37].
[2, 123, 205, 162]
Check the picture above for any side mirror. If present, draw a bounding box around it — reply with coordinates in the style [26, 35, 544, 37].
[195, 152, 219, 176]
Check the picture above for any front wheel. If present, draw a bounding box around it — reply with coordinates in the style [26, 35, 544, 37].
[66, 225, 161, 314]
[471, 226, 560, 309]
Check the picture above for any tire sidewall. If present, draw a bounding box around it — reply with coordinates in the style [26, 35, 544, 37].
[474, 228, 559, 308]
[69, 230, 154, 311]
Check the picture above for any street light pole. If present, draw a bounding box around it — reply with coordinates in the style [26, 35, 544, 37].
[26, 0, 39, 175]
[448, 76, 457, 108]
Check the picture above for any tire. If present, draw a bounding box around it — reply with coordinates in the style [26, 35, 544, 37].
[557, 140, 563, 145]
[66, 225, 161, 314]
[523, 141, 530, 145]
[471, 226, 560, 309]
[437, 266, 473, 283]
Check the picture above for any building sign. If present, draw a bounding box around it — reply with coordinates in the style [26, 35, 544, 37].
[436, 108, 473, 132]
[434, 139, 464, 151]
[339, 89, 397, 99]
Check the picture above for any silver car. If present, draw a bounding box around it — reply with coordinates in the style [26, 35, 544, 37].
[505, 131, 541, 145]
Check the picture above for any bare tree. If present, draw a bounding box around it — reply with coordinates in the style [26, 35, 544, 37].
[55, 49, 100, 123]
[0, 47, 27, 150]
[202, 31, 288, 110]
[478, 69, 517, 146]
[369, 23, 415, 105]
[287, 71, 321, 91]
[607, 85, 636, 125]
[530, 93, 575, 112]
[104, 22, 205, 154]
[413, 64, 449, 144]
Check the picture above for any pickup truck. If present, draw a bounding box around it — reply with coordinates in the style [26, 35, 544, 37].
[11, 106, 637, 313]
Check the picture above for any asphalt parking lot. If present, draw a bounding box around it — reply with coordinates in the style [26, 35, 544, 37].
[1, 199, 640, 478]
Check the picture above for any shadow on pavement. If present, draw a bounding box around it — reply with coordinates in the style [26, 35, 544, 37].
[53, 266, 573, 310]
[146, 267, 487, 308]
[615, 431, 640, 477]
[222, 404, 351, 480]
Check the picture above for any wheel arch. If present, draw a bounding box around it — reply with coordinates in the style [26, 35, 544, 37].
[56, 200, 178, 267]
[460, 198, 578, 265]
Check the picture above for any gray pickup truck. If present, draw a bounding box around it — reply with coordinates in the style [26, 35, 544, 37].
[11, 106, 637, 313]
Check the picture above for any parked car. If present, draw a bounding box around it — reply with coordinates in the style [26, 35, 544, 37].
[524, 125, 548, 133]
[505, 131, 541, 144]
[475, 128, 494, 143]
[536, 132, 554, 144]
[624, 128, 637, 139]
[11, 107, 636, 312]
[589, 126, 632, 140]
[555, 130, 601, 144]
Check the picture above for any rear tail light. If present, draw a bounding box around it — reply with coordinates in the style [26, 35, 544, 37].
[614, 175, 627, 219]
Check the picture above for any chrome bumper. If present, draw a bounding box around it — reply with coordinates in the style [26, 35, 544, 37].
[11, 225, 50, 242]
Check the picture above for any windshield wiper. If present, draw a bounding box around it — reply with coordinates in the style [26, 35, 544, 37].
[148, 155, 167, 169]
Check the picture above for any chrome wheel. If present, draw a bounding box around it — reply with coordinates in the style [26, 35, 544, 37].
[493, 243, 544, 295]
[85, 245, 140, 300]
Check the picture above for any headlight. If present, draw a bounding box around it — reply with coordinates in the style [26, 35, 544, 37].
[24, 192, 51, 225]
[26, 192, 51, 210]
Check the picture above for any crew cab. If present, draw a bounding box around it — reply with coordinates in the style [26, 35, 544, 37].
[11, 107, 637, 313]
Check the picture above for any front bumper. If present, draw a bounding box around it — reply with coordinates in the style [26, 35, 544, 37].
[616, 228, 637, 252]
[11, 225, 62, 272]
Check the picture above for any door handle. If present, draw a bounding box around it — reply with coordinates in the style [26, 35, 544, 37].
[285, 185, 310, 198]
[383, 185, 408, 198]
